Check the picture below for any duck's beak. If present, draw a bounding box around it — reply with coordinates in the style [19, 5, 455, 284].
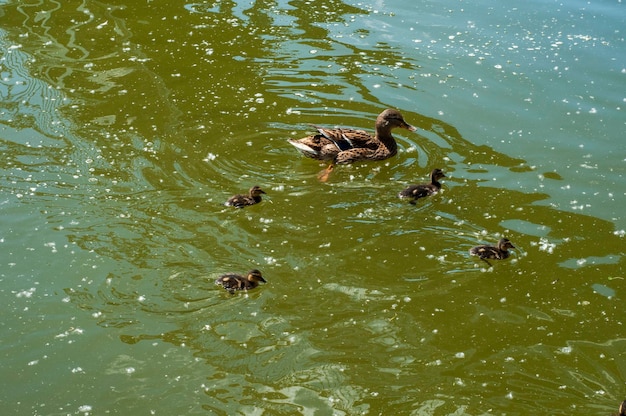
[404, 123, 417, 132]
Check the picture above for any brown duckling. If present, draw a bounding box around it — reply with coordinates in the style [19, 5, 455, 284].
[398, 168, 446, 204]
[469, 238, 516, 267]
[288, 109, 416, 181]
[215, 269, 267, 294]
[225, 186, 266, 208]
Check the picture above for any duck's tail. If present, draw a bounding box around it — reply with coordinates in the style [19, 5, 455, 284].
[288, 139, 321, 158]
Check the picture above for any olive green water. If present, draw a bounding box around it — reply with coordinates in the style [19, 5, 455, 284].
[1, 0, 624, 415]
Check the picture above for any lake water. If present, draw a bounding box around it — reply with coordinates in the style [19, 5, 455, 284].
[1, 0, 624, 414]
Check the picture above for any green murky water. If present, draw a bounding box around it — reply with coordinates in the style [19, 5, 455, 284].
[1, 0, 624, 414]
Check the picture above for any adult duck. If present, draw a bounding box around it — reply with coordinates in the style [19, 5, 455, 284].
[288, 109, 416, 181]
[215, 269, 267, 294]
[398, 168, 446, 204]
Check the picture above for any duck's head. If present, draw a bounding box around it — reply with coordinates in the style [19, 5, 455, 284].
[377, 109, 417, 132]
[498, 238, 515, 251]
[249, 186, 266, 197]
[431, 168, 446, 181]
[247, 269, 267, 283]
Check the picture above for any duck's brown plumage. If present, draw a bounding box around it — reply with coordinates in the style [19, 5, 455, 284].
[399, 168, 446, 204]
[215, 269, 267, 294]
[616, 400, 626, 416]
[469, 238, 516, 266]
[225, 186, 266, 208]
[288, 109, 416, 180]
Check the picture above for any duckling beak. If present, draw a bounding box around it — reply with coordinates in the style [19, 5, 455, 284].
[404, 123, 417, 132]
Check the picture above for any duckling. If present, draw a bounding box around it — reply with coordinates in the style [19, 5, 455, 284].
[225, 186, 266, 208]
[398, 168, 446, 204]
[288, 109, 416, 181]
[215, 269, 267, 294]
[469, 238, 516, 267]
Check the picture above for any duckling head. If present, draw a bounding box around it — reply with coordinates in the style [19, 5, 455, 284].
[247, 269, 267, 283]
[498, 238, 516, 251]
[431, 168, 446, 181]
[250, 186, 266, 197]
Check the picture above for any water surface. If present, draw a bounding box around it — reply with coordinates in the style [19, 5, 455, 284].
[0, 0, 624, 415]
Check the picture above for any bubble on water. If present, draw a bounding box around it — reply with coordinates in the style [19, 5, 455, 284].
[203, 153, 217, 162]
[16, 287, 36, 298]
[532, 237, 556, 254]
[558, 346, 572, 355]
[78, 405, 92, 413]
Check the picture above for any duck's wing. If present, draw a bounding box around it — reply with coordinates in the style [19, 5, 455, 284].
[225, 195, 244, 207]
[469, 245, 495, 259]
[411, 185, 432, 199]
[225, 194, 254, 208]
[399, 184, 420, 198]
[289, 126, 376, 161]
[216, 274, 245, 291]
[399, 184, 432, 200]
[312, 126, 375, 151]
